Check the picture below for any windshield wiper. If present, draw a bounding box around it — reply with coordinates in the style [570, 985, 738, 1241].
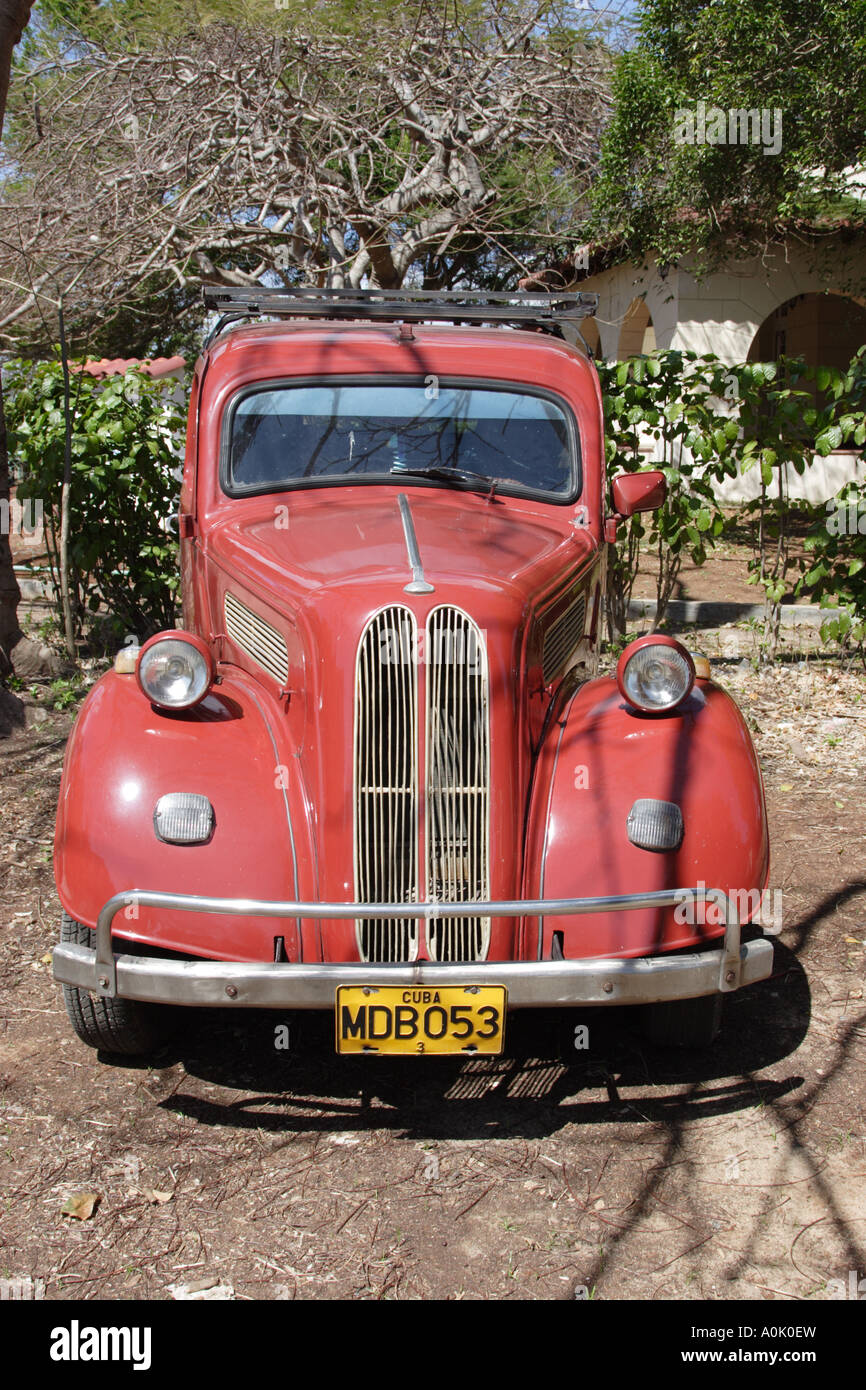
[390, 463, 498, 495]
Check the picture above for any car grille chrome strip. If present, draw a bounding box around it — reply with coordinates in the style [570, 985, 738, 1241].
[224, 592, 290, 686]
[542, 593, 586, 684]
[354, 607, 419, 962]
[425, 607, 490, 962]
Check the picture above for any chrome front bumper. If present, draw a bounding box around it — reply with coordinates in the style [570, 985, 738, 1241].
[52, 887, 775, 1009]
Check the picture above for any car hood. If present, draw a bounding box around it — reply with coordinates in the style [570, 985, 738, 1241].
[207, 485, 590, 605]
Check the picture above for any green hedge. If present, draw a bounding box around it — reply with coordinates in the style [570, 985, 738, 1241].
[6, 360, 185, 647]
[599, 345, 866, 661]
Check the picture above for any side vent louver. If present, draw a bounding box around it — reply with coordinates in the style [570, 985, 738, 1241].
[542, 593, 586, 684]
[224, 592, 289, 686]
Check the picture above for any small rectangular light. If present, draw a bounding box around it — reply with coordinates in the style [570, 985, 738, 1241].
[627, 798, 683, 853]
[154, 793, 214, 845]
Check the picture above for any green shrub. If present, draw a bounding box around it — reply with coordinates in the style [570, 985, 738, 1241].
[599, 349, 733, 637]
[723, 357, 819, 655]
[793, 347, 866, 664]
[6, 360, 185, 645]
[601, 346, 866, 658]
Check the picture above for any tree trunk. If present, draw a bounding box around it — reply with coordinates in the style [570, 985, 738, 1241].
[0, 1, 32, 677]
[0, 382, 23, 676]
[0, 1, 29, 118]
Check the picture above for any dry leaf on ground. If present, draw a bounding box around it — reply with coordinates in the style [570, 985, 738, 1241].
[61, 1192, 100, 1220]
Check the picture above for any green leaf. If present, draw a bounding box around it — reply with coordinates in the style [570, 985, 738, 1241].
[816, 424, 843, 455]
[804, 563, 829, 584]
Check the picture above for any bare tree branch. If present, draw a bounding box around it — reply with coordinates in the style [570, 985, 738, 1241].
[0, 4, 612, 347]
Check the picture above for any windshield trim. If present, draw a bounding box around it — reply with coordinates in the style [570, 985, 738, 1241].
[219, 374, 582, 504]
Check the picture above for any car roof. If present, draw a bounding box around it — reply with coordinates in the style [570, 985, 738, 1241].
[202, 317, 591, 367]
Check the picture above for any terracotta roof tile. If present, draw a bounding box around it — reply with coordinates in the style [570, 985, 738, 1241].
[75, 356, 185, 378]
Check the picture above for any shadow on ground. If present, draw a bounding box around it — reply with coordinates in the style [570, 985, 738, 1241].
[114, 943, 812, 1143]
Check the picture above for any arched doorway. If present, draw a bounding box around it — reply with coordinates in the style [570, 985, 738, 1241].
[748, 291, 866, 369]
[748, 291, 866, 427]
[618, 297, 656, 359]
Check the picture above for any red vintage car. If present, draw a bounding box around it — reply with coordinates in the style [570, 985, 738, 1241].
[52, 288, 773, 1058]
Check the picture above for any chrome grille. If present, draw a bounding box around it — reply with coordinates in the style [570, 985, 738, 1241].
[354, 607, 419, 962]
[425, 607, 490, 962]
[542, 593, 586, 684]
[224, 592, 289, 686]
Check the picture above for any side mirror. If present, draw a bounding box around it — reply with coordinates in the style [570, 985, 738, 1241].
[610, 470, 666, 517]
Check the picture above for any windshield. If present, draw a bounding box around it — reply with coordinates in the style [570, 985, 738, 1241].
[224, 381, 578, 498]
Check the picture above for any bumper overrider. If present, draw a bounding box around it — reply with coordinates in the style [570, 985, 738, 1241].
[52, 887, 774, 1009]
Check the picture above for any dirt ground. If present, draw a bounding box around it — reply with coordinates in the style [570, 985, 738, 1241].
[1, 630, 865, 1302]
[631, 516, 816, 607]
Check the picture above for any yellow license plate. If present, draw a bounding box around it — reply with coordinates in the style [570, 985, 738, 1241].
[336, 985, 507, 1055]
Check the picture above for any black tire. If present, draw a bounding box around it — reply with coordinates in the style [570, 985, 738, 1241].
[60, 913, 173, 1056]
[642, 992, 723, 1049]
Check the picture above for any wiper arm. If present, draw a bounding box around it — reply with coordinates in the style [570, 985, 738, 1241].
[390, 463, 497, 495]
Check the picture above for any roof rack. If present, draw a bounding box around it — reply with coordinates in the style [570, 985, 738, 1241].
[201, 285, 598, 345]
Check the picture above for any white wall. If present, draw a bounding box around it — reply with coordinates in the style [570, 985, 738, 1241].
[580, 242, 866, 366]
[579, 240, 866, 501]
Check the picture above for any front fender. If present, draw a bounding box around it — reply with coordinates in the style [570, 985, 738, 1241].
[54, 668, 320, 961]
[523, 676, 770, 960]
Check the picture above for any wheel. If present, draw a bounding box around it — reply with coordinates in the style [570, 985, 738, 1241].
[59, 913, 174, 1056]
[642, 992, 723, 1049]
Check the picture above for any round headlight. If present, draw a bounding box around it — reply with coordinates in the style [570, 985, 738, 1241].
[136, 632, 213, 710]
[616, 636, 694, 713]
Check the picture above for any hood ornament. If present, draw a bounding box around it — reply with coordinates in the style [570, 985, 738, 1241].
[397, 494, 435, 595]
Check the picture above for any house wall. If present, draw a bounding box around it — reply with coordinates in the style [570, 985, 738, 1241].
[578, 239, 866, 501]
[579, 240, 866, 365]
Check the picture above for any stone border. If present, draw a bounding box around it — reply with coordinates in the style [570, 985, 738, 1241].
[627, 598, 841, 627]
